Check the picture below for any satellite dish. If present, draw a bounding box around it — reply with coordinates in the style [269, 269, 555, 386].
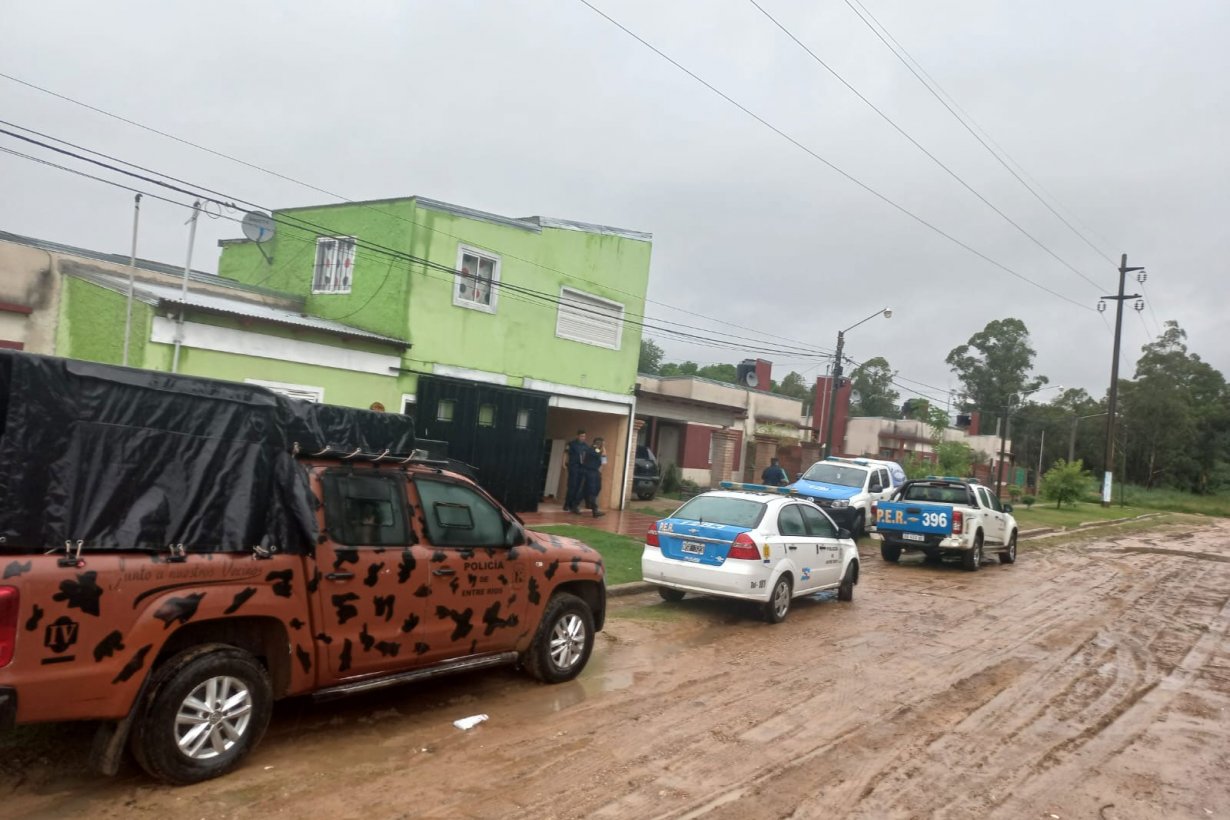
[744, 371, 760, 388]
[241, 211, 276, 244]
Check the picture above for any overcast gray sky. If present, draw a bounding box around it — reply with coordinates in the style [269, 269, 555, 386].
[2, 0, 1227, 405]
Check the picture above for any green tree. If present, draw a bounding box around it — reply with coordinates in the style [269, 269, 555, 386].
[934, 441, 975, 476]
[638, 338, 664, 375]
[849, 357, 900, 417]
[659, 361, 699, 377]
[1119, 321, 1229, 492]
[1040, 458, 1092, 508]
[946, 318, 1047, 415]
[695, 363, 738, 384]
[774, 371, 812, 400]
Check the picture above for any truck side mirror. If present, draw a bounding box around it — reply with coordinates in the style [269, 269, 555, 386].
[1002, 503, 1014, 513]
[837, 528, 852, 540]
[505, 521, 527, 547]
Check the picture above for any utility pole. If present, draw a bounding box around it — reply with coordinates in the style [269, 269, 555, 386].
[171, 201, 202, 374]
[995, 408, 1010, 496]
[1100, 254, 1143, 506]
[121, 194, 142, 367]
[823, 333, 845, 459]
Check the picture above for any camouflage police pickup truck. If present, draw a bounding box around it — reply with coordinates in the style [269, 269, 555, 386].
[0, 353, 605, 784]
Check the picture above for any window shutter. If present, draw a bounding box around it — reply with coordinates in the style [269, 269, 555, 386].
[556, 288, 624, 349]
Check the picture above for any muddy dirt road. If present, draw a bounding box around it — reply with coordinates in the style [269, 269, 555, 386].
[4, 518, 1230, 819]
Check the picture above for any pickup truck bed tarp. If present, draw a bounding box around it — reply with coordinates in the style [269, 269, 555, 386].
[0, 351, 415, 553]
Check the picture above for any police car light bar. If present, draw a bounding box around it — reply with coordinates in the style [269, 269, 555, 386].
[924, 475, 981, 483]
[826, 456, 870, 466]
[719, 481, 799, 495]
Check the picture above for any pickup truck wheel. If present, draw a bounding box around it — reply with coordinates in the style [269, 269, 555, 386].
[923, 549, 943, 564]
[962, 535, 984, 572]
[636, 490, 656, 500]
[999, 532, 1018, 564]
[658, 587, 686, 603]
[130, 646, 272, 785]
[850, 511, 866, 539]
[524, 592, 594, 684]
[763, 575, 793, 623]
[837, 564, 855, 602]
[880, 544, 901, 563]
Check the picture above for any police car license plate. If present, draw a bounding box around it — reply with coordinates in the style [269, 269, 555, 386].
[681, 541, 705, 554]
[902, 533, 926, 542]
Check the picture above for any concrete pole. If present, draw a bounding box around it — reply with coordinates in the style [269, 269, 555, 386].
[121, 193, 142, 366]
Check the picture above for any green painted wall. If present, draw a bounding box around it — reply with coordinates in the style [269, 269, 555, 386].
[217, 198, 651, 397]
[58, 278, 414, 411]
[157, 344, 414, 411]
[217, 199, 416, 341]
[59, 277, 153, 367]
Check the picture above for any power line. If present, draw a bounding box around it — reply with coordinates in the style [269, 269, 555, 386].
[575, 0, 1096, 313]
[841, 0, 1119, 269]
[0, 73, 835, 359]
[0, 127, 831, 361]
[746, 0, 1105, 292]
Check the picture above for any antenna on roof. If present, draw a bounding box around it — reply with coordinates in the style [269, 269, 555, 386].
[241, 211, 275, 265]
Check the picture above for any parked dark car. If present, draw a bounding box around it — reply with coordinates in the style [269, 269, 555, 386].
[634, 445, 662, 500]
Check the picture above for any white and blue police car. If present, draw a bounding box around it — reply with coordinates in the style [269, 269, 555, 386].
[642, 483, 860, 623]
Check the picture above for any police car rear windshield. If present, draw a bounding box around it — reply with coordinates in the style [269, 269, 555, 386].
[672, 496, 766, 529]
[902, 483, 972, 505]
[800, 463, 866, 487]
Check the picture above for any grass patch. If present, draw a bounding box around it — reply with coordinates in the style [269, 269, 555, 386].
[1027, 513, 1188, 547]
[531, 524, 643, 586]
[1013, 502, 1151, 530]
[1099, 486, 1230, 518]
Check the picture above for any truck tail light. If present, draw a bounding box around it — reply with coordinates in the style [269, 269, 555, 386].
[870, 503, 878, 522]
[646, 523, 659, 548]
[952, 510, 964, 535]
[727, 533, 761, 560]
[0, 586, 18, 668]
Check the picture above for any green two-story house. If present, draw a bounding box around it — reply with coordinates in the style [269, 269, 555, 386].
[216, 196, 653, 512]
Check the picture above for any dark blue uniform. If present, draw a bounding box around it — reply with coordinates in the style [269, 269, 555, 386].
[564, 438, 588, 512]
[583, 444, 605, 513]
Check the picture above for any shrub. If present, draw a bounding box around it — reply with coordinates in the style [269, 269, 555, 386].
[661, 462, 682, 495]
[1007, 484, 1024, 503]
[679, 478, 701, 498]
[1021, 495, 1036, 509]
[1040, 459, 1093, 509]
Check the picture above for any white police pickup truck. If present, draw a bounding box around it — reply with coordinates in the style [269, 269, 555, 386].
[787, 456, 905, 538]
[870, 476, 1018, 571]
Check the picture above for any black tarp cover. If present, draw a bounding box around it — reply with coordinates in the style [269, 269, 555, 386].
[0, 352, 415, 553]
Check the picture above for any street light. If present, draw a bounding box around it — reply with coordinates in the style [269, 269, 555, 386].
[823, 307, 892, 458]
[995, 384, 1061, 496]
[1069, 411, 1108, 463]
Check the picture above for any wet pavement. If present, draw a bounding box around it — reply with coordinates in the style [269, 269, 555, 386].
[521, 503, 660, 540]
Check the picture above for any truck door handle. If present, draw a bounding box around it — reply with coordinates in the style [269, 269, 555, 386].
[433, 567, 456, 576]
[787, 545, 797, 551]
[326, 571, 354, 581]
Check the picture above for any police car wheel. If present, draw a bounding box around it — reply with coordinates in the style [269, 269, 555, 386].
[837, 565, 855, 602]
[763, 575, 793, 624]
[880, 544, 902, 563]
[962, 535, 984, 572]
[999, 532, 1018, 565]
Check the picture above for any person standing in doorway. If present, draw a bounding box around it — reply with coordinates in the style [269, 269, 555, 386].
[583, 436, 608, 518]
[761, 457, 789, 487]
[563, 429, 588, 514]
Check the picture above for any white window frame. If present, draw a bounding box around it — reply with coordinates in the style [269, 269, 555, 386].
[312, 236, 356, 295]
[453, 244, 500, 314]
[401, 394, 417, 416]
[245, 378, 324, 403]
[555, 286, 625, 350]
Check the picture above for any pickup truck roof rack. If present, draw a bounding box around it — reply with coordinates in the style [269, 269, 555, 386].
[718, 481, 800, 496]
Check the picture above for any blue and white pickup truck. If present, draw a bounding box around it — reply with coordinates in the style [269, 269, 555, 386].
[787, 456, 905, 537]
[870, 476, 1018, 571]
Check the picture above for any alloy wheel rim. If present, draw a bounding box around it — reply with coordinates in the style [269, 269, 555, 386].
[550, 613, 586, 670]
[774, 581, 790, 616]
[175, 675, 253, 760]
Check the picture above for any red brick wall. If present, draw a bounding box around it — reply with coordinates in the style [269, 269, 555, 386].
[681, 425, 743, 471]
